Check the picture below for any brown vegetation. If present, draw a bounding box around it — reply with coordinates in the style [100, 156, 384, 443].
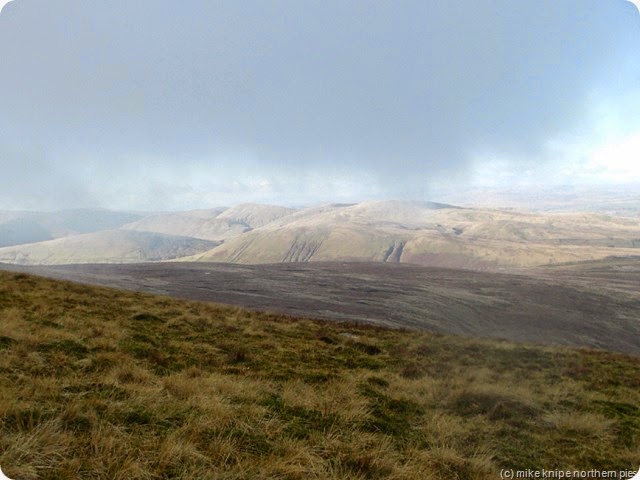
[2, 201, 640, 269]
[0, 271, 639, 479]
[11, 260, 640, 355]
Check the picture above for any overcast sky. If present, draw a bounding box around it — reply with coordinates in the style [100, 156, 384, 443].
[1, 0, 639, 210]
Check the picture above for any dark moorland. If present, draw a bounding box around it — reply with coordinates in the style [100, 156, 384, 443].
[3, 258, 640, 355]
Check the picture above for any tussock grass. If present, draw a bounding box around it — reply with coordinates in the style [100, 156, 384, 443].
[0, 271, 639, 478]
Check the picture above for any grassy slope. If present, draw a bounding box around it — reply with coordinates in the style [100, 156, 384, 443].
[0, 271, 639, 479]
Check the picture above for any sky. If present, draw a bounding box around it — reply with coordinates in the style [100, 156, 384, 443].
[0, 0, 639, 211]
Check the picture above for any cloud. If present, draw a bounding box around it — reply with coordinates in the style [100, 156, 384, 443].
[0, 0, 639, 209]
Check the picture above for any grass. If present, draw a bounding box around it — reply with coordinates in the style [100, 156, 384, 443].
[0, 270, 639, 479]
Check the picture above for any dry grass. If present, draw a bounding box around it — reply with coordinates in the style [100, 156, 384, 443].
[0, 271, 639, 479]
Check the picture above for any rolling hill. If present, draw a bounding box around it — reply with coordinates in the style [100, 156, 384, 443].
[0, 230, 218, 265]
[119, 207, 243, 241]
[183, 201, 640, 269]
[0, 209, 143, 247]
[0, 201, 639, 268]
[0, 217, 53, 247]
[120, 204, 296, 241]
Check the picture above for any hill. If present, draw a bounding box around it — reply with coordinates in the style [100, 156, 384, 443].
[184, 201, 640, 269]
[0, 271, 638, 479]
[119, 208, 244, 241]
[0, 230, 218, 265]
[1, 201, 639, 269]
[0, 217, 53, 247]
[432, 184, 640, 217]
[0, 209, 143, 247]
[120, 204, 297, 241]
[214, 203, 298, 228]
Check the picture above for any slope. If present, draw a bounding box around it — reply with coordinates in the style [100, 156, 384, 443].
[0, 271, 638, 479]
[185, 201, 640, 269]
[121, 204, 298, 241]
[0, 230, 218, 265]
[8, 260, 640, 355]
[0, 209, 143, 246]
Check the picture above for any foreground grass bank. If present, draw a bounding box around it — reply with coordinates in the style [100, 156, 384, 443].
[0, 271, 638, 479]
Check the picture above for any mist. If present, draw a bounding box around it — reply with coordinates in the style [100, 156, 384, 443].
[1, 0, 639, 210]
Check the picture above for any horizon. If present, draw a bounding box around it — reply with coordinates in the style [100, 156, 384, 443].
[1, 181, 640, 211]
[1, 181, 640, 214]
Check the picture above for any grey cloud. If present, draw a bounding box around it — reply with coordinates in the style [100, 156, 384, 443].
[0, 0, 639, 209]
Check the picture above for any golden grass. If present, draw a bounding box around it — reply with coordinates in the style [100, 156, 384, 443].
[0, 271, 639, 479]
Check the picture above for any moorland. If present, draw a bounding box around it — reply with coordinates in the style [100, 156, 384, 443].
[0, 271, 639, 479]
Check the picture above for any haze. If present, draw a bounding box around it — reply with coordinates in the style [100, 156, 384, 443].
[1, 0, 639, 210]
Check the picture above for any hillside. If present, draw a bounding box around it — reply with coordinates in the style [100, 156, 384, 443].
[0, 209, 143, 246]
[0, 218, 53, 247]
[0, 271, 638, 479]
[1, 201, 639, 268]
[184, 201, 640, 269]
[120, 204, 296, 241]
[214, 203, 298, 228]
[9, 260, 640, 355]
[119, 208, 245, 241]
[0, 230, 218, 265]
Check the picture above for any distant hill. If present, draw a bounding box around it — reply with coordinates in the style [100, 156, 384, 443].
[0, 209, 143, 246]
[214, 203, 298, 228]
[183, 200, 640, 269]
[433, 184, 640, 216]
[0, 230, 218, 265]
[1, 200, 639, 268]
[0, 217, 53, 246]
[121, 204, 296, 241]
[120, 207, 242, 241]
